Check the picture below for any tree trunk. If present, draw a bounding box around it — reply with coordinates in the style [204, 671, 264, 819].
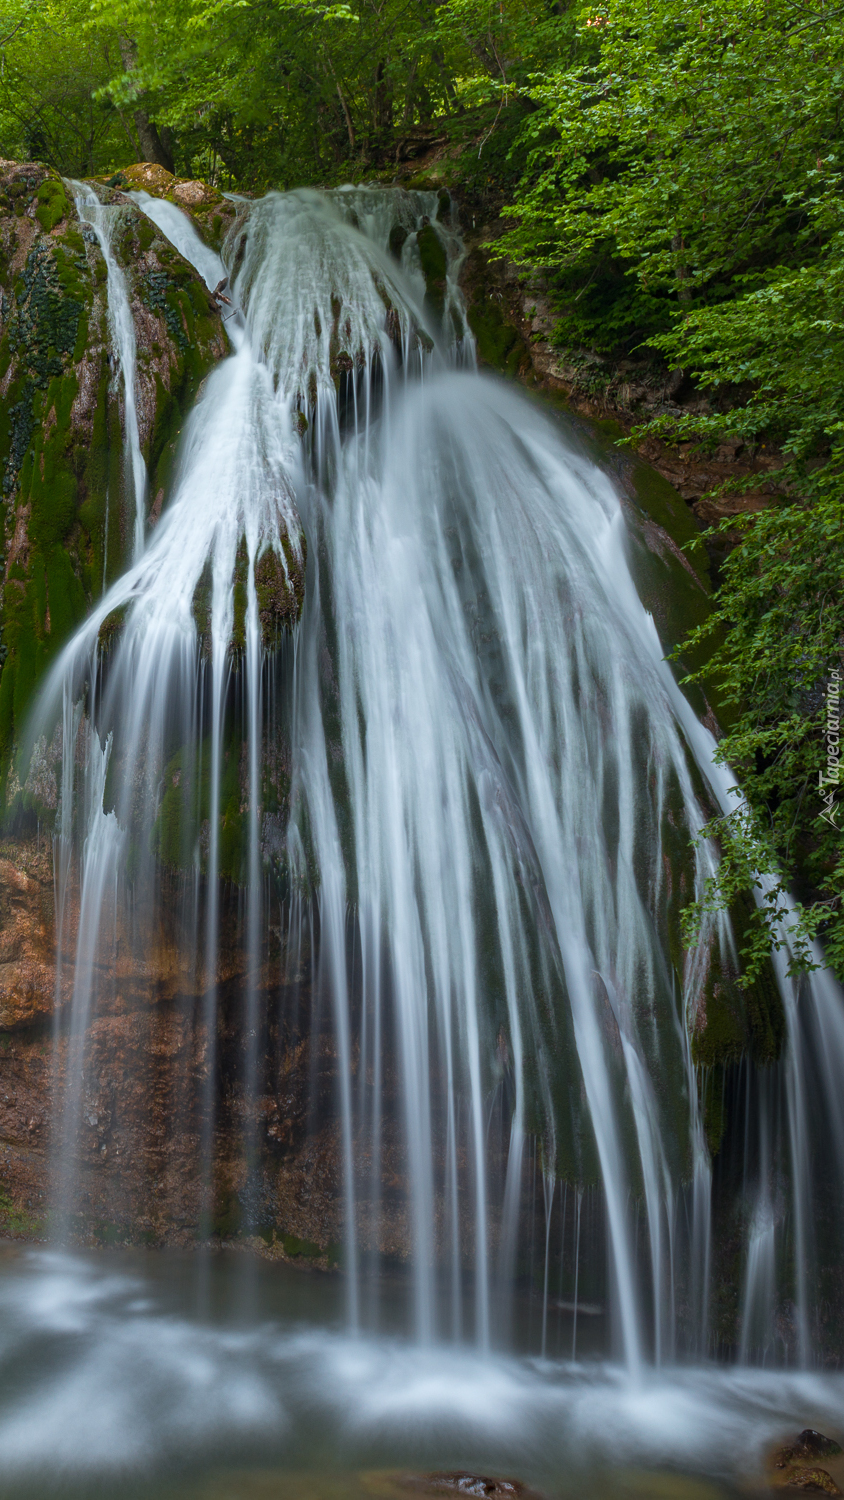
[133, 112, 175, 173]
[374, 60, 392, 134]
[671, 230, 692, 305]
[119, 35, 175, 172]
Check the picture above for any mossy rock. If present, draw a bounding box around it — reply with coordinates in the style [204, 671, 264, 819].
[0, 162, 228, 790]
[97, 606, 127, 655]
[280, 1232, 321, 1259]
[191, 537, 305, 663]
[388, 223, 408, 261]
[100, 163, 238, 253]
[256, 543, 305, 646]
[691, 895, 785, 1155]
[35, 178, 69, 233]
[467, 297, 530, 376]
[417, 222, 448, 323]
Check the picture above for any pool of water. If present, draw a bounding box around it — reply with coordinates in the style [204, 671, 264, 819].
[0, 1246, 841, 1500]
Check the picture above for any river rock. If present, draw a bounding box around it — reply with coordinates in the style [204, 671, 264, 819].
[776, 1434, 844, 1468]
[401, 1476, 542, 1500]
[781, 1471, 841, 1495]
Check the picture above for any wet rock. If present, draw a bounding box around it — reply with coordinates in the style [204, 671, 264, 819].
[97, 605, 127, 654]
[388, 223, 408, 261]
[100, 161, 238, 252]
[782, 1470, 841, 1495]
[460, 245, 530, 376]
[255, 544, 305, 646]
[0, 842, 55, 1028]
[191, 538, 305, 661]
[0, 161, 226, 788]
[401, 1477, 540, 1500]
[416, 221, 447, 322]
[776, 1434, 844, 1468]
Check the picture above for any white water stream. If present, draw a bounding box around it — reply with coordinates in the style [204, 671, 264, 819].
[71, 184, 149, 561]
[25, 184, 844, 1379]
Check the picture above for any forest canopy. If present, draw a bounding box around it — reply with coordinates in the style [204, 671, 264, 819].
[0, 0, 842, 974]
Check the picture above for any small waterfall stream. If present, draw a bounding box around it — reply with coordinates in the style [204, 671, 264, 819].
[24, 182, 844, 1384]
[71, 184, 149, 561]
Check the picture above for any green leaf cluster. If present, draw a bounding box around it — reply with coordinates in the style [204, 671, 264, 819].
[499, 0, 843, 976]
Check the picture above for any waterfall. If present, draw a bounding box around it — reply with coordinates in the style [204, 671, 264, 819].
[28, 183, 844, 1367]
[71, 184, 149, 562]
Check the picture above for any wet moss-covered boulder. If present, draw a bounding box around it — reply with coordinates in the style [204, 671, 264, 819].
[191, 536, 306, 661]
[100, 161, 238, 253]
[0, 160, 227, 783]
[255, 543, 305, 645]
[417, 221, 448, 323]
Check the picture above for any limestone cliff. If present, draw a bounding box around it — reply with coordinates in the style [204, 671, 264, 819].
[0, 159, 228, 780]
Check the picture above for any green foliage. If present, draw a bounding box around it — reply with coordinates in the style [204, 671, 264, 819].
[0, 0, 136, 175]
[85, 0, 452, 188]
[673, 490, 844, 978]
[495, 0, 844, 978]
[500, 0, 844, 347]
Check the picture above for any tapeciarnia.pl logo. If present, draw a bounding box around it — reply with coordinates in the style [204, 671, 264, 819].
[819, 669, 841, 828]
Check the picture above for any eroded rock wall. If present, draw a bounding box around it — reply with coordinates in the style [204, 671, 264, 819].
[0, 160, 227, 777]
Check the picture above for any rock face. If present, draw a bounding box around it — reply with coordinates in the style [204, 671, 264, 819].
[0, 159, 227, 773]
[0, 826, 471, 1263]
[102, 161, 240, 251]
[0, 159, 255, 1245]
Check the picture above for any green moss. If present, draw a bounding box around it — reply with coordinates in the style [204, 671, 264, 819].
[153, 728, 246, 880]
[219, 788, 246, 881]
[34, 178, 68, 233]
[467, 299, 529, 376]
[72, 310, 90, 365]
[12, 621, 37, 733]
[255, 542, 305, 645]
[231, 539, 248, 653]
[0, 1184, 44, 1238]
[97, 604, 127, 655]
[25, 376, 80, 549]
[417, 222, 447, 323]
[281, 1233, 321, 1259]
[58, 226, 86, 257]
[191, 560, 212, 649]
[0, 663, 13, 762]
[388, 223, 408, 260]
[155, 748, 201, 870]
[0, 190, 226, 777]
[691, 983, 745, 1071]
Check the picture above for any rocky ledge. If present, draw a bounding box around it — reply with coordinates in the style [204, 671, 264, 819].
[0, 158, 228, 769]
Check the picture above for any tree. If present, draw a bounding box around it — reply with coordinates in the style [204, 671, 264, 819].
[0, 0, 137, 174]
[498, 0, 844, 975]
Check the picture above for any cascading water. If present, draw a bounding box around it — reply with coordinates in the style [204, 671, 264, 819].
[22, 181, 844, 1381]
[71, 184, 149, 561]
